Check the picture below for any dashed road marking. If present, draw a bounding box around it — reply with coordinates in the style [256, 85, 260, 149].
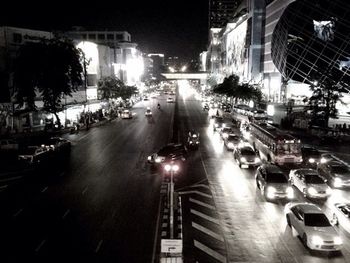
[41, 186, 48, 193]
[178, 190, 212, 199]
[0, 184, 8, 191]
[191, 209, 220, 225]
[189, 198, 215, 210]
[192, 222, 224, 242]
[194, 240, 227, 263]
[62, 209, 70, 219]
[95, 240, 103, 253]
[82, 186, 89, 195]
[13, 208, 23, 218]
[35, 239, 46, 252]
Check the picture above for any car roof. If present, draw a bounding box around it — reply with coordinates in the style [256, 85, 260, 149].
[239, 146, 255, 152]
[294, 203, 323, 214]
[293, 168, 318, 175]
[261, 164, 283, 173]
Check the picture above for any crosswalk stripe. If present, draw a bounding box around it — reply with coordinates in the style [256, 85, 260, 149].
[178, 190, 212, 199]
[191, 209, 220, 225]
[189, 198, 215, 210]
[194, 240, 227, 263]
[192, 222, 224, 242]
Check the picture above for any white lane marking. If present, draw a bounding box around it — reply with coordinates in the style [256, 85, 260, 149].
[82, 186, 89, 195]
[178, 190, 212, 199]
[0, 185, 8, 191]
[0, 176, 22, 183]
[62, 209, 70, 219]
[95, 240, 103, 253]
[192, 222, 224, 242]
[151, 195, 163, 263]
[189, 198, 215, 210]
[13, 208, 23, 217]
[35, 239, 46, 252]
[194, 240, 227, 263]
[331, 155, 350, 168]
[76, 133, 90, 142]
[191, 209, 220, 225]
[41, 186, 48, 193]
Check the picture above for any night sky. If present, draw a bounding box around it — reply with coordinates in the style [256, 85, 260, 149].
[1, 2, 209, 62]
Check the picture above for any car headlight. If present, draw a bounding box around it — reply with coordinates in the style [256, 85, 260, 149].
[311, 235, 323, 246]
[333, 177, 343, 187]
[254, 157, 260, 163]
[240, 157, 247, 162]
[189, 141, 193, 144]
[334, 236, 343, 245]
[309, 158, 315, 163]
[223, 133, 228, 138]
[228, 142, 234, 148]
[286, 187, 294, 199]
[147, 156, 152, 161]
[266, 186, 276, 199]
[215, 124, 219, 127]
[320, 157, 327, 164]
[196, 141, 199, 144]
[155, 157, 162, 163]
[307, 187, 318, 195]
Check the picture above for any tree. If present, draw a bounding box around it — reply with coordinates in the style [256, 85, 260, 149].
[97, 76, 124, 100]
[13, 36, 84, 127]
[308, 78, 345, 127]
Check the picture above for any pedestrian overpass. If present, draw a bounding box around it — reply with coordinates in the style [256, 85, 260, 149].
[161, 72, 209, 81]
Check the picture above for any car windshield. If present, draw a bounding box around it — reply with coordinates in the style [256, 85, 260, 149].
[276, 143, 301, 154]
[304, 213, 331, 227]
[331, 165, 350, 174]
[305, 174, 324, 184]
[228, 135, 239, 142]
[266, 173, 287, 183]
[302, 148, 320, 156]
[240, 148, 256, 156]
[158, 145, 184, 156]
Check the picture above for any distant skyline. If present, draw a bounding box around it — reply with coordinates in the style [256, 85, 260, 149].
[1, 2, 209, 62]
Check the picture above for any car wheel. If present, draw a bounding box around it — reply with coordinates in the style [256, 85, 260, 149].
[302, 234, 308, 248]
[286, 214, 291, 227]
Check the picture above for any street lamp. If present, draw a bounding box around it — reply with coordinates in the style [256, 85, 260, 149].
[164, 162, 179, 239]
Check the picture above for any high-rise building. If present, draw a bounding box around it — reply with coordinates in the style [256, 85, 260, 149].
[209, 0, 242, 29]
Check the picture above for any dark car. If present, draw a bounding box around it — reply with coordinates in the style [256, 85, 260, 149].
[233, 146, 261, 168]
[42, 137, 71, 153]
[18, 146, 50, 164]
[147, 143, 188, 165]
[301, 146, 321, 166]
[317, 160, 350, 188]
[255, 164, 294, 200]
[187, 131, 200, 149]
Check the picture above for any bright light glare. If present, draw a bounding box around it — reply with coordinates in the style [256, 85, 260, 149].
[172, 165, 179, 172]
[164, 164, 171, 171]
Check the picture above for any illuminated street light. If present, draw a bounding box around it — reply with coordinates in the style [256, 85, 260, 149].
[181, 65, 187, 72]
[169, 67, 175, 73]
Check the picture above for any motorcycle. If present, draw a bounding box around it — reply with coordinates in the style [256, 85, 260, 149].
[187, 131, 200, 150]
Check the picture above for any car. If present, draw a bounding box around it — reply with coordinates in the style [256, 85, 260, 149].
[285, 202, 342, 251]
[328, 203, 350, 234]
[143, 96, 149, 101]
[42, 137, 71, 153]
[289, 168, 331, 199]
[317, 160, 350, 188]
[223, 133, 242, 150]
[147, 143, 188, 165]
[220, 126, 234, 139]
[145, 107, 152, 116]
[212, 116, 224, 131]
[301, 146, 321, 166]
[121, 109, 133, 119]
[0, 139, 19, 151]
[255, 164, 294, 200]
[167, 97, 174, 103]
[18, 146, 50, 164]
[233, 145, 261, 168]
[187, 130, 200, 149]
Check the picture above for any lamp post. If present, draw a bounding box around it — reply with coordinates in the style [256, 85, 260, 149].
[164, 162, 179, 239]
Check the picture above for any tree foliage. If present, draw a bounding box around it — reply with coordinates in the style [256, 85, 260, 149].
[212, 74, 263, 104]
[13, 36, 84, 125]
[97, 76, 138, 101]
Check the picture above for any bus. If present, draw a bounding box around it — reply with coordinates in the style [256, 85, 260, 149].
[248, 122, 302, 165]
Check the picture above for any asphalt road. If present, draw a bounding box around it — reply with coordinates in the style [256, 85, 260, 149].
[0, 96, 175, 263]
[174, 83, 350, 263]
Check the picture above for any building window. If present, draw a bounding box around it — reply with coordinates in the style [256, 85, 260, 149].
[116, 34, 123, 40]
[98, 34, 105, 40]
[82, 34, 87, 40]
[13, 33, 22, 44]
[88, 34, 96, 40]
[107, 34, 114, 40]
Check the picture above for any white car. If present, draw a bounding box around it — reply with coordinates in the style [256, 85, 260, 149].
[285, 202, 342, 251]
[121, 110, 133, 119]
[145, 108, 152, 116]
[329, 203, 350, 234]
[289, 168, 331, 199]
